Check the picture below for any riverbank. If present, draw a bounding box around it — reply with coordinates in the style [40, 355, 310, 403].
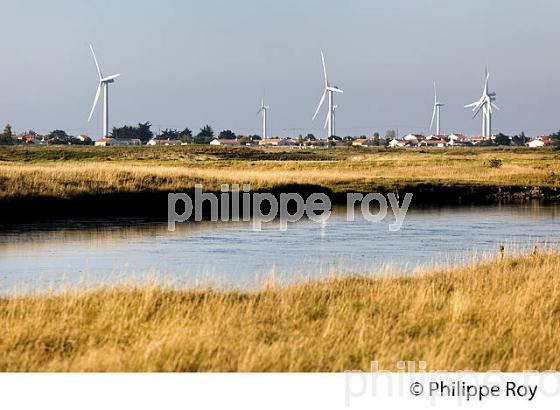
[1, 250, 559, 371]
[1, 146, 559, 219]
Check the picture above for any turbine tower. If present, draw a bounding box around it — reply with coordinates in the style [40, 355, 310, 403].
[257, 97, 269, 140]
[430, 82, 444, 136]
[312, 51, 343, 138]
[331, 105, 338, 137]
[464, 69, 499, 139]
[88, 44, 121, 138]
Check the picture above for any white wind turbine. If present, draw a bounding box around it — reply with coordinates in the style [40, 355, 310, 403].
[464, 69, 499, 139]
[257, 97, 269, 140]
[312, 51, 343, 138]
[88, 44, 121, 138]
[430, 82, 444, 136]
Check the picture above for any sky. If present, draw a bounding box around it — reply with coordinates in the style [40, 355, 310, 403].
[0, 0, 559, 138]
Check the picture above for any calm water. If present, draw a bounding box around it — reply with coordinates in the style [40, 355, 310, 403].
[0, 204, 559, 293]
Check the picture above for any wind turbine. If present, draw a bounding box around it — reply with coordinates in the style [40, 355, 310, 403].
[312, 51, 343, 138]
[88, 44, 121, 138]
[464, 69, 499, 139]
[257, 97, 269, 140]
[430, 82, 444, 136]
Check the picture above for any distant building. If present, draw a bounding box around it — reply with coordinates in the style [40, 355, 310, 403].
[210, 139, 241, 146]
[526, 137, 553, 148]
[447, 133, 470, 146]
[147, 138, 183, 146]
[76, 135, 91, 143]
[403, 134, 424, 144]
[419, 139, 447, 147]
[94, 138, 141, 147]
[388, 138, 406, 148]
[15, 134, 44, 144]
[258, 138, 296, 146]
[352, 138, 370, 146]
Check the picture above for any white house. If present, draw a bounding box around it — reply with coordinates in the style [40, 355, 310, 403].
[258, 138, 296, 146]
[388, 138, 406, 148]
[447, 133, 469, 146]
[147, 138, 183, 146]
[419, 139, 447, 147]
[403, 134, 424, 144]
[526, 137, 552, 148]
[210, 139, 240, 146]
[94, 138, 141, 147]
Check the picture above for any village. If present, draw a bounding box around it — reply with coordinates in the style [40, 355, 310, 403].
[5, 129, 557, 149]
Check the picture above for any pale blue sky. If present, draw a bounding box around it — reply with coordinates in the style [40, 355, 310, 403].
[0, 0, 558, 137]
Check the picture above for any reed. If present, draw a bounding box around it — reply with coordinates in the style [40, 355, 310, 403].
[1, 250, 559, 372]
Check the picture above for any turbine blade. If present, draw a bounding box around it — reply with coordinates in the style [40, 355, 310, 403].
[434, 81, 437, 104]
[491, 102, 500, 111]
[430, 105, 437, 131]
[472, 102, 485, 119]
[464, 101, 480, 109]
[89, 44, 103, 80]
[321, 50, 328, 87]
[324, 111, 329, 129]
[88, 82, 102, 122]
[312, 90, 327, 121]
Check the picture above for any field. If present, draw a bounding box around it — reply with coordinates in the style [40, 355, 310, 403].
[1, 250, 559, 372]
[0, 145, 559, 202]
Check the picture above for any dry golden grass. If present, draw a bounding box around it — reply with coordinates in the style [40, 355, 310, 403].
[1, 251, 560, 372]
[1, 147, 559, 199]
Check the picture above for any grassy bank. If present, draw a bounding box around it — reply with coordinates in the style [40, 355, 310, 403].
[1, 251, 559, 372]
[1, 146, 559, 219]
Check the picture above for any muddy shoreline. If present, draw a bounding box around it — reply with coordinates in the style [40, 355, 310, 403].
[1, 183, 559, 222]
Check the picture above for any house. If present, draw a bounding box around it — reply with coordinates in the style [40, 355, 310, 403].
[147, 138, 183, 146]
[352, 138, 370, 146]
[388, 138, 407, 148]
[419, 139, 447, 147]
[447, 133, 470, 146]
[210, 139, 241, 146]
[15, 134, 44, 144]
[403, 134, 424, 145]
[94, 138, 142, 147]
[258, 138, 296, 146]
[526, 137, 553, 148]
[76, 135, 91, 143]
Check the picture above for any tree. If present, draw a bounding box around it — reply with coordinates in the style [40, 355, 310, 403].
[136, 122, 154, 143]
[194, 125, 214, 144]
[159, 129, 180, 140]
[112, 122, 153, 143]
[372, 134, 381, 146]
[0, 124, 13, 145]
[373, 132, 380, 139]
[49, 129, 68, 139]
[495, 133, 511, 146]
[176, 128, 193, 143]
[238, 136, 252, 145]
[218, 129, 236, 140]
[550, 130, 560, 147]
[305, 133, 316, 141]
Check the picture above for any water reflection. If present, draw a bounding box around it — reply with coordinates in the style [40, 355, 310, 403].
[0, 204, 558, 293]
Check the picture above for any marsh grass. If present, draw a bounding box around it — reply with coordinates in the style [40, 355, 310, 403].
[1, 146, 559, 200]
[1, 250, 560, 372]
